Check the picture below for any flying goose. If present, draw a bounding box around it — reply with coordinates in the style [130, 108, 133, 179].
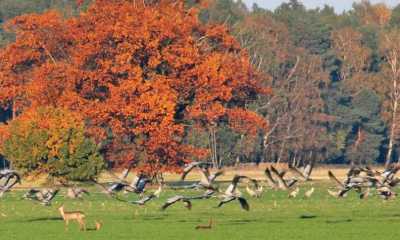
[66, 187, 90, 199]
[216, 175, 250, 211]
[24, 188, 59, 206]
[264, 167, 279, 189]
[288, 162, 314, 181]
[180, 162, 213, 181]
[130, 184, 163, 205]
[161, 195, 192, 211]
[175, 162, 222, 190]
[0, 170, 21, 197]
[127, 174, 150, 194]
[270, 166, 298, 190]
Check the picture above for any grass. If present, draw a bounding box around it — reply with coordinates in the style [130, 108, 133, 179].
[1, 181, 400, 240]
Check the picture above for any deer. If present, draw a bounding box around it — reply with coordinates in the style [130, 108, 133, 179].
[195, 219, 213, 230]
[58, 205, 86, 231]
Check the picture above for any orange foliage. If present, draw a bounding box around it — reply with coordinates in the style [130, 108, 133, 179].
[0, 0, 267, 173]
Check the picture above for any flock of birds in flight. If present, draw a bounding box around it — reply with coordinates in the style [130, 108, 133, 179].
[0, 162, 400, 211]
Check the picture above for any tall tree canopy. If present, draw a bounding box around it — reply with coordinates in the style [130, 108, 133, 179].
[0, 0, 268, 174]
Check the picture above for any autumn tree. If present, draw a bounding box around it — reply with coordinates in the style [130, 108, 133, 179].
[379, 29, 400, 166]
[0, 0, 267, 174]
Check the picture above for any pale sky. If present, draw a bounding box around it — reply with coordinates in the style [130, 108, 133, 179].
[243, 0, 399, 13]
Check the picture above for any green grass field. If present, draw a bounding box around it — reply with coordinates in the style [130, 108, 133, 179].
[1, 182, 400, 240]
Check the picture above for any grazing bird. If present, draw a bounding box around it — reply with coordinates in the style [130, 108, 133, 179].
[217, 175, 250, 211]
[327, 189, 342, 198]
[288, 187, 299, 198]
[66, 187, 89, 199]
[161, 195, 192, 211]
[58, 205, 86, 231]
[245, 179, 263, 198]
[195, 219, 213, 230]
[24, 188, 59, 206]
[288, 162, 314, 181]
[304, 187, 314, 198]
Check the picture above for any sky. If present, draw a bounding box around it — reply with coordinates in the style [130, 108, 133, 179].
[243, 0, 399, 13]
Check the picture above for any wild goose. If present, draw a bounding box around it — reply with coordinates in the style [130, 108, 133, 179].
[377, 186, 396, 200]
[264, 167, 279, 189]
[288, 187, 300, 198]
[24, 188, 59, 206]
[288, 162, 314, 181]
[0, 170, 21, 197]
[175, 162, 222, 190]
[245, 179, 263, 198]
[270, 166, 298, 190]
[126, 174, 150, 194]
[66, 187, 90, 199]
[381, 164, 400, 186]
[327, 189, 347, 198]
[216, 175, 250, 211]
[105, 172, 150, 195]
[328, 169, 380, 198]
[161, 195, 192, 211]
[180, 162, 213, 181]
[130, 184, 163, 205]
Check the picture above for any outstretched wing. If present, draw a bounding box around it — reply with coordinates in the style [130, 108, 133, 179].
[264, 168, 278, 188]
[328, 171, 344, 188]
[271, 166, 288, 190]
[237, 197, 250, 211]
[288, 165, 307, 180]
[130, 194, 155, 205]
[303, 162, 314, 179]
[181, 162, 201, 181]
[209, 170, 224, 182]
[161, 195, 183, 210]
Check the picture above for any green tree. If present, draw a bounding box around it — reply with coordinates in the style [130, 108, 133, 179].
[0, 107, 104, 180]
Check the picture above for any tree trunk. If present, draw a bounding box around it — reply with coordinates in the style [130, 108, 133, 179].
[386, 86, 399, 167]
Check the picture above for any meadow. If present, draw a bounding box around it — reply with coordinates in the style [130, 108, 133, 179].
[0, 180, 400, 240]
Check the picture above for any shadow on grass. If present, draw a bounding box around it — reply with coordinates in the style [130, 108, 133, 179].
[326, 219, 352, 224]
[300, 215, 317, 219]
[25, 217, 63, 222]
[221, 219, 263, 225]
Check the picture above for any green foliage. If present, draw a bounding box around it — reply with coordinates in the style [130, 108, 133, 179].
[0, 107, 104, 181]
[327, 88, 385, 164]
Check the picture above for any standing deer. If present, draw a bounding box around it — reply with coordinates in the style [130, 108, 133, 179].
[58, 205, 86, 231]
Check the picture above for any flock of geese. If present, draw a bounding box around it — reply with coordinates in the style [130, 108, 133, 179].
[0, 162, 400, 211]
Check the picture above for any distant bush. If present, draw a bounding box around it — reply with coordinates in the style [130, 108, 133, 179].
[0, 107, 104, 181]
